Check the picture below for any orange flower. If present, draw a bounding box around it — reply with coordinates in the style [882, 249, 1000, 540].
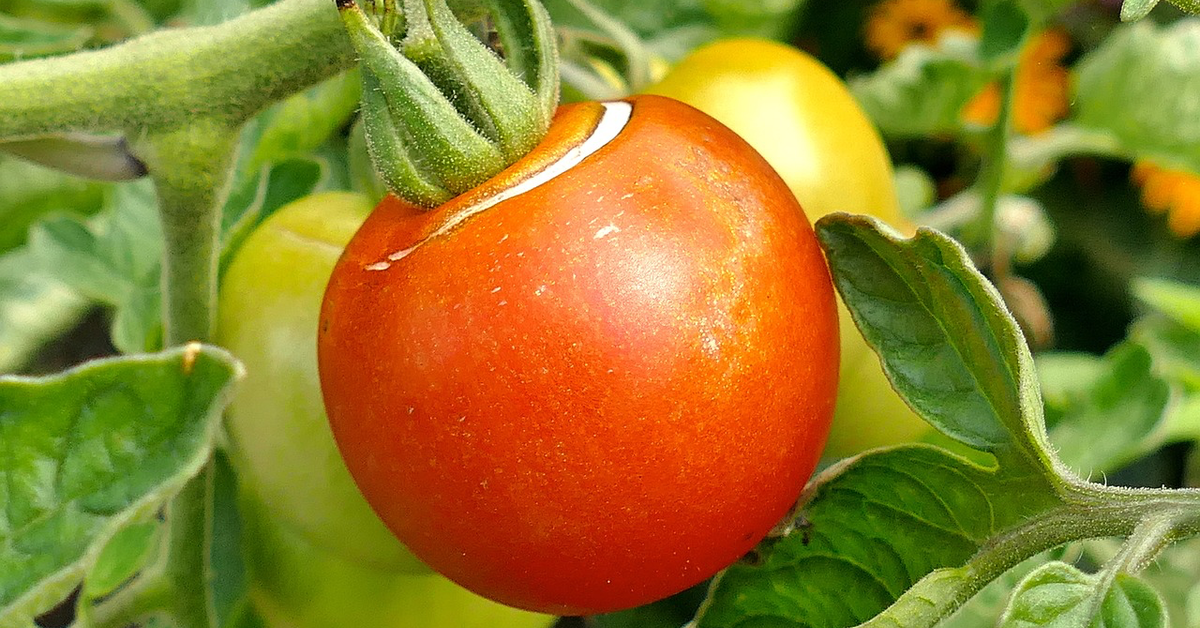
[962, 30, 1072, 135]
[1132, 161, 1200, 238]
[865, 0, 978, 60]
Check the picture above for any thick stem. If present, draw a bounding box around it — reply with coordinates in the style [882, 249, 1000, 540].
[140, 121, 239, 346]
[0, 0, 353, 139]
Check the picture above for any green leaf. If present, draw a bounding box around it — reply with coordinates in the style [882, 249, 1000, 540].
[83, 521, 162, 601]
[0, 14, 93, 62]
[980, 1, 1030, 63]
[0, 155, 105, 254]
[1072, 21, 1200, 174]
[1045, 343, 1172, 476]
[694, 446, 1060, 628]
[1133, 278, 1200, 334]
[0, 345, 242, 627]
[244, 70, 361, 174]
[26, 180, 164, 354]
[815, 215, 1046, 461]
[999, 562, 1167, 628]
[1120, 0, 1162, 21]
[849, 35, 992, 139]
[0, 249, 90, 374]
[219, 158, 325, 272]
[1130, 312, 1200, 392]
[1014, 0, 1075, 23]
[594, 581, 708, 627]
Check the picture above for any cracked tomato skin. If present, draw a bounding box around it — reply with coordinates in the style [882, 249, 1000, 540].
[317, 94, 839, 615]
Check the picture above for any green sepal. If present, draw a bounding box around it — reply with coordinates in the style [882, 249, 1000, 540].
[338, 0, 560, 208]
[402, 0, 547, 161]
[342, 3, 503, 206]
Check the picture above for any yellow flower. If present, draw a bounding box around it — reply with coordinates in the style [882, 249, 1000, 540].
[865, 0, 978, 61]
[962, 30, 1072, 135]
[1132, 161, 1200, 239]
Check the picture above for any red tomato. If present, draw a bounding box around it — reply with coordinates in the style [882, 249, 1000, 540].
[318, 95, 839, 615]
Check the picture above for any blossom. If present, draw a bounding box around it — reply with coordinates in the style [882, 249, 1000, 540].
[1131, 161, 1200, 238]
[865, 0, 977, 60]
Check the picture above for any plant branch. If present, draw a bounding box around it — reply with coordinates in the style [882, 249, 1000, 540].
[965, 70, 1015, 266]
[0, 0, 354, 140]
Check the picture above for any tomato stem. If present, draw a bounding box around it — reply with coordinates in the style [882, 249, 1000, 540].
[967, 70, 1015, 266]
[337, 0, 559, 207]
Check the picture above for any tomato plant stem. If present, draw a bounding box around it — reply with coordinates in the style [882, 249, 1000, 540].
[0, 0, 353, 140]
[968, 70, 1015, 267]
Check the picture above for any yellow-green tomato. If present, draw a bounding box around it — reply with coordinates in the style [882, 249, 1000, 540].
[217, 192, 424, 571]
[240, 493, 554, 628]
[647, 38, 928, 455]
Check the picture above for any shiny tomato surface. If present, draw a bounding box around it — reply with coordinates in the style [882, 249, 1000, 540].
[648, 39, 929, 456]
[318, 95, 839, 615]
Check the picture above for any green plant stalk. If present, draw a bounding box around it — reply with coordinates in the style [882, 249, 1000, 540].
[0, 0, 354, 140]
[861, 480, 1200, 628]
[967, 70, 1016, 265]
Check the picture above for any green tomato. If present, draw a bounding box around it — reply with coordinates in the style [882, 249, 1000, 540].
[647, 38, 929, 456]
[240, 491, 554, 628]
[217, 191, 424, 571]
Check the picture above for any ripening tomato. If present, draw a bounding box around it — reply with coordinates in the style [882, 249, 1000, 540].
[218, 192, 426, 572]
[647, 38, 929, 456]
[318, 95, 839, 615]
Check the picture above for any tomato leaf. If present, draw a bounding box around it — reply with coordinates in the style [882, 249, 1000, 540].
[980, 1, 1030, 63]
[0, 156, 105, 254]
[219, 158, 325, 272]
[0, 249, 90, 374]
[694, 445, 1060, 628]
[1072, 21, 1200, 174]
[1133, 277, 1200, 334]
[241, 70, 361, 175]
[849, 35, 992, 138]
[1042, 343, 1172, 476]
[1120, 0, 1162, 20]
[0, 14, 93, 62]
[815, 215, 1047, 462]
[998, 562, 1167, 628]
[27, 179, 164, 354]
[0, 345, 241, 628]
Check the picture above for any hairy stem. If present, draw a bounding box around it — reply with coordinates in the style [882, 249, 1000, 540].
[966, 70, 1015, 266]
[0, 0, 354, 139]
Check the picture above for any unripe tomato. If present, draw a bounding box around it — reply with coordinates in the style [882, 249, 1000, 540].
[647, 38, 929, 456]
[240, 491, 553, 628]
[318, 95, 839, 615]
[217, 192, 425, 572]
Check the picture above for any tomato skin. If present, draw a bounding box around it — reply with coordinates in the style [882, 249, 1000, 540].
[318, 95, 839, 615]
[217, 192, 426, 572]
[647, 39, 929, 456]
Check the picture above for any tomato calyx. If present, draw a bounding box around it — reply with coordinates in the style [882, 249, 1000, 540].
[336, 0, 559, 208]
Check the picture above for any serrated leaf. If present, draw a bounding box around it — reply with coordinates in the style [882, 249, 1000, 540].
[0, 249, 90, 374]
[1046, 343, 1171, 476]
[695, 446, 1061, 628]
[815, 215, 1046, 461]
[82, 521, 162, 600]
[1073, 21, 1200, 174]
[1121, 0, 1162, 21]
[0, 14, 92, 62]
[849, 35, 992, 138]
[1133, 278, 1200, 334]
[999, 562, 1167, 628]
[0, 345, 241, 628]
